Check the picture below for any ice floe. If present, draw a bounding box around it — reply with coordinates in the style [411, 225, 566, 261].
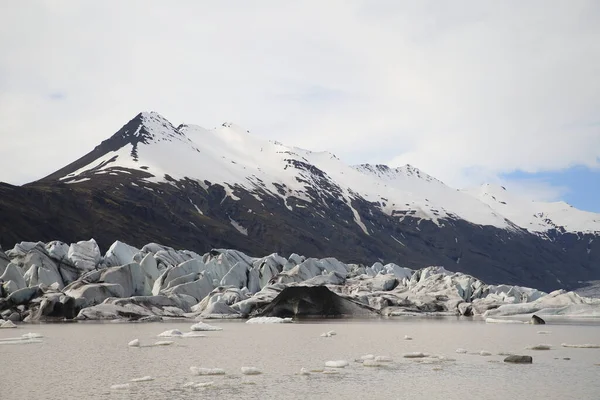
[158, 329, 183, 337]
[0, 320, 17, 328]
[153, 340, 174, 346]
[246, 317, 293, 324]
[321, 330, 337, 337]
[485, 317, 524, 324]
[325, 360, 349, 368]
[110, 384, 130, 390]
[190, 367, 226, 375]
[241, 367, 262, 375]
[190, 322, 222, 331]
[130, 376, 154, 382]
[561, 343, 600, 348]
[455, 348, 468, 354]
[527, 344, 551, 350]
[128, 339, 140, 347]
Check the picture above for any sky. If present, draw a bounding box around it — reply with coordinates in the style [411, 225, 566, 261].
[0, 1, 599, 211]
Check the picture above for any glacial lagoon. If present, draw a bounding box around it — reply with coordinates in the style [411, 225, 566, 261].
[2, 318, 600, 400]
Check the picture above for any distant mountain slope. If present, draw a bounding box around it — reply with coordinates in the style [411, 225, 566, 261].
[1, 111, 599, 291]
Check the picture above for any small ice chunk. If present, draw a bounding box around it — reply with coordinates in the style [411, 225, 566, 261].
[111, 384, 130, 390]
[404, 335, 413, 340]
[190, 322, 223, 331]
[182, 332, 206, 338]
[241, 367, 262, 375]
[299, 368, 310, 375]
[527, 344, 551, 350]
[0, 320, 17, 329]
[246, 317, 293, 324]
[153, 340, 174, 346]
[0, 338, 43, 345]
[485, 318, 524, 324]
[561, 343, 600, 348]
[455, 348, 468, 354]
[130, 376, 154, 382]
[363, 360, 384, 367]
[128, 339, 140, 347]
[432, 366, 443, 371]
[21, 333, 43, 339]
[361, 354, 375, 360]
[325, 360, 349, 368]
[183, 382, 196, 388]
[537, 331, 552, 335]
[480, 351, 492, 356]
[498, 352, 514, 356]
[158, 329, 183, 337]
[322, 369, 339, 374]
[194, 381, 214, 388]
[327, 330, 337, 336]
[374, 356, 393, 362]
[403, 352, 429, 358]
[190, 367, 226, 376]
[241, 379, 256, 385]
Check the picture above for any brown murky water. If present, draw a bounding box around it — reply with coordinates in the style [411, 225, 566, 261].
[1, 318, 599, 399]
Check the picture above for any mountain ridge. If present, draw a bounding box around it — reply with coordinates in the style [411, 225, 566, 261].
[2, 111, 599, 292]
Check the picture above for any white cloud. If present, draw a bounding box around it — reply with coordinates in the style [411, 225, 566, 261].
[0, 0, 599, 200]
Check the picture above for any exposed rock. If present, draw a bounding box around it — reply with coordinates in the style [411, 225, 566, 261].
[531, 314, 545, 324]
[458, 302, 473, 316]
[504, 355, 533, 364]
[256, 285, 376, 318]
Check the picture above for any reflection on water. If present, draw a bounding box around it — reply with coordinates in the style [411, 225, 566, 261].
[1, 318, 599, 400]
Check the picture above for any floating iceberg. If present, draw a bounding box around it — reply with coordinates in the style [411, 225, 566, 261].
[325, 360, 349, 368]
[158, 329, 184, 337]
[241, 367, 262, 375]
[0, 320, 17, 328]
[153, 340, 174, 346]
[190, 322, 222, 331]
[128, 339, 140, 347]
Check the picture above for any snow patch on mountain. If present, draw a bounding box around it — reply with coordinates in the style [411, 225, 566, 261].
[58, 112, 600, 235]
[466, 183, 600, 234]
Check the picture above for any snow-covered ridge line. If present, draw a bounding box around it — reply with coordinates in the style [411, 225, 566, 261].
[1, 238, 599, 324]
[55, 111, 600, 235]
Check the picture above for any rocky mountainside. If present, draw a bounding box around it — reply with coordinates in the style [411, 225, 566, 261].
[1, 111, 599, 291]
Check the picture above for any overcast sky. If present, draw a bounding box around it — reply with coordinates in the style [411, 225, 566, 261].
[1, 1, 599, 210]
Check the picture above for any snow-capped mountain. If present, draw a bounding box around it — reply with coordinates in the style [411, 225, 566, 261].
[49, 112, 598, 235]
[1, 111, 599, 291]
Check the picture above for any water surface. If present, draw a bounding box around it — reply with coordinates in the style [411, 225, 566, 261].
[1, 318, 599, 399]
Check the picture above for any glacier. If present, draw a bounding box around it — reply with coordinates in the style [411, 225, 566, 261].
[1, 237, 599, 325]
